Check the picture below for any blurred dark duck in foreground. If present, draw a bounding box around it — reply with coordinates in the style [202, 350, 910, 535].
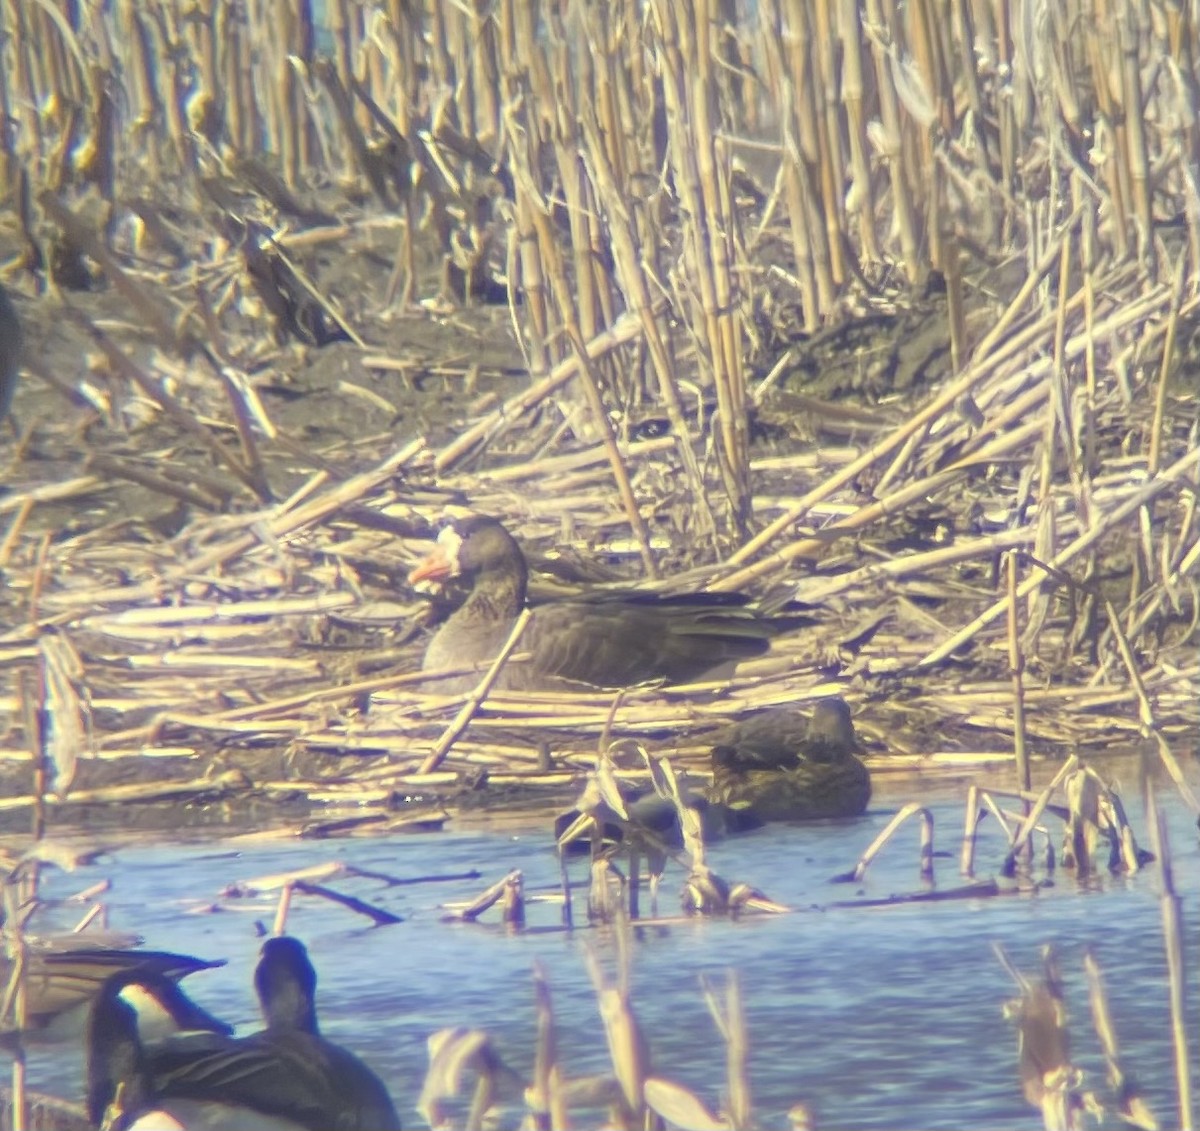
[408, 512, 811, 693]
[87, 934, 401, 1131]
[708, 698, 872, 821]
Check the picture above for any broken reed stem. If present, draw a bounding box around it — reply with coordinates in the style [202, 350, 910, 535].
[862, 0, 921, 281]
[564, 322, 658, 579]
[52, 438, 425, 614]
[1083, 950, 1160, 1128]
[528, 962, 559, 1129]
[419, 608, 533, 774]
[291, 881, 403, 926]
[654, 0, 749, 527]
[1146, 785, 1194, 1130]
[584, 939, 647, 1128]
[271, 882, 294, 936]
[1147, 256, 1185, 477]
[960, 783, 980, 876]
[2, 883, 28, 1131]
[1002, 756, 1079, 872]
[850, 802, 934, 883]
[53, 303, 262, 498]
[1005, 551, 1031, 797]
[721, 239, 1091, 578]
[958, 785, 1028, 878]
[573, 98, 718, 542]
[9, 1056, 24, 1131]
[923, 442, 1200, 665]
[722, 974, 751, 1130]
[36, 190, 197, 353]
[1102, 597, 1200, 814]
[435, 304, 664, 472]
[17, 672, 44, 842]
[86, 454, 228, 510]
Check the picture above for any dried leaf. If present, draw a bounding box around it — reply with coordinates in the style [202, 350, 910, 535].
[644, 1076, 728, 1131]
[418, 1027, 495, 1127]
[40, 634, 90, 797]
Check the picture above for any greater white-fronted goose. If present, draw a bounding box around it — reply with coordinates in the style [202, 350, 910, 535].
[408, 514, 806, 692]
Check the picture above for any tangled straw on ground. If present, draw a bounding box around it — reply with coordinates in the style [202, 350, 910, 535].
[0, 1, 1196, 816]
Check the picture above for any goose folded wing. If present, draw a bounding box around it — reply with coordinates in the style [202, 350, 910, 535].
[526, 593, 790, 687]
[16, 950, 221, 1026]
[149, 1032, 398, 1131]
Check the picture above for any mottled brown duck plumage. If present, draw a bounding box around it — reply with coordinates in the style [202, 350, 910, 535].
[409, 514, 805, 692]
[707, 698, 871, 820]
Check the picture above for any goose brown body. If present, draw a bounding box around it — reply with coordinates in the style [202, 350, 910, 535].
[409, 515, 802, 692]
[708, 698, 871, 821]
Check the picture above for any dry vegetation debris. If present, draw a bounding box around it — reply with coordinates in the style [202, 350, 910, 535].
[0, 0, 1195, 825]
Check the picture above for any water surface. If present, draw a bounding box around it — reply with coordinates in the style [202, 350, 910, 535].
[23, 770, 1200, 1129]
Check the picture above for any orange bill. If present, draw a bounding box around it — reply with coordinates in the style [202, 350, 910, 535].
[408, 544, 453, 585]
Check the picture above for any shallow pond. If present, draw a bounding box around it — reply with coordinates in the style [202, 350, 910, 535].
[20, 767, 1200, 1129]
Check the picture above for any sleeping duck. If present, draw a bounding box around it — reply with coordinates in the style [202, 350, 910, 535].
[707, 698, 871, 821]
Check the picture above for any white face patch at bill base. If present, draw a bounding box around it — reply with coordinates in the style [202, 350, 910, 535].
[438, 524, 465, 575]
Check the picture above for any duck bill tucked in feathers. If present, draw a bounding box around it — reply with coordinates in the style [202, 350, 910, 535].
[708, 698, 872, 821]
